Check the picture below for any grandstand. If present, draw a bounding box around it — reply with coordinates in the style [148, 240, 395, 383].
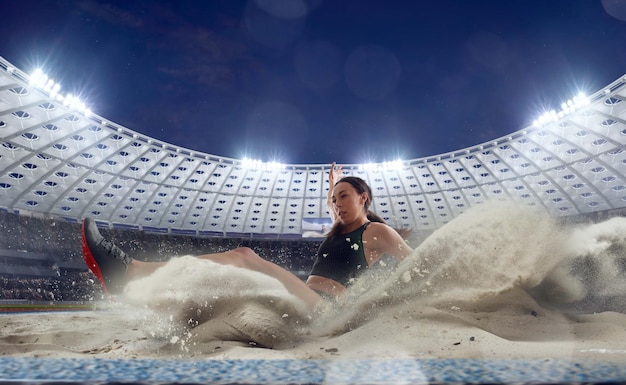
[1, 56, 626, 300]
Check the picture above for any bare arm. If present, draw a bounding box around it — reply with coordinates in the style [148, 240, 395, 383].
[327, 162, 344, 222]
[365, 222, 414, 263]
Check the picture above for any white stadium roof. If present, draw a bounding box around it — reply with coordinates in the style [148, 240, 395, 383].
[1, 56, 626, 237]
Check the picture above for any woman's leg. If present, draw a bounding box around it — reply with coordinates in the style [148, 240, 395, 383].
[82, 218, 321, 309]
[126, 247, 321, 309]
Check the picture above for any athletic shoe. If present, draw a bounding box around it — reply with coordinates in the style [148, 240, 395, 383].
[81, 218, 132, 295]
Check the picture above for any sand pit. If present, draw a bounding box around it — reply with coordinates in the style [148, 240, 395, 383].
[2, 202, 626, 364]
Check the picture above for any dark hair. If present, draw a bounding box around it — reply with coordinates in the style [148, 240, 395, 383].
[326, 176, 390, 238]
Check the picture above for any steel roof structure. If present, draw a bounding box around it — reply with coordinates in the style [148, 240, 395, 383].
[1, 56, 626, 238]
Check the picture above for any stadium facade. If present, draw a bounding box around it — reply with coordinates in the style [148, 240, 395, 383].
[1, 56, 626, 238]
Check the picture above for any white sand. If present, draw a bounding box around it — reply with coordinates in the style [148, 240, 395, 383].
[2, 201, 626, 362]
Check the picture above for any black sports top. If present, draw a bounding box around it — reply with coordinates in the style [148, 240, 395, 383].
[309, 222, 370, 286]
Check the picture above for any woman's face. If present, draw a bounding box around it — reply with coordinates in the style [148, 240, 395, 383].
[331, 181, 367, 224]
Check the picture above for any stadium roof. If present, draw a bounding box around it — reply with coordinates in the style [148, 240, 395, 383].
[1, 56, 626, 237]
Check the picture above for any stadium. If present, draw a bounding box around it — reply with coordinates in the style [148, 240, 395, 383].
[2, 54, 626, 295]
[2, 55, 626, 383]
[2, 55, 626, 233]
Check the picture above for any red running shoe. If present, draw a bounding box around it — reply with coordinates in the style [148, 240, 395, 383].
[81, 218, 132, 295]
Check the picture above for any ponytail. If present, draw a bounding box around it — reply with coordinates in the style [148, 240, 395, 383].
[366, 210, 385, 224]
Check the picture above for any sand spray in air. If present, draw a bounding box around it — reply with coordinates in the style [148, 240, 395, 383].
[374, 201, 564, 301]
[122, 256, 310, 349]
[390, 200, 567, 303]
[118, 200, 626, 347]
[538, 216, 626, 310]
[317, 200, 626, 334]
[311, 200, 570, 333]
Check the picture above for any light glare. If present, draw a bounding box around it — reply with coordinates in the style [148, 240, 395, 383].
[359, 159, 403, 172]
[241, 157, 286, 171]
[28, 68, 93, 117]
[533, 91, 589, 128]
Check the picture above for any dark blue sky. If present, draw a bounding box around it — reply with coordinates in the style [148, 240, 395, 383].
[3, 0, 626, 164]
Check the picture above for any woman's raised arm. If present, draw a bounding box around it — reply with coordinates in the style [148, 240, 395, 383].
[326, 162, 344, 222]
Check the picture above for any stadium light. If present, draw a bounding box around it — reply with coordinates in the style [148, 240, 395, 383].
[533, 92, 589, 128]
[359, 159, 403, 172]
[241, 157, 286, 171]
[28, 68, 92, 118]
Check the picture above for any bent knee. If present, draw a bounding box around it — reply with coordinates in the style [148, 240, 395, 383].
[230, 247, 263, 268]
[231, 246, 256, 258]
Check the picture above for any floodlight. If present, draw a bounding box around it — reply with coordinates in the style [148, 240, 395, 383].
[29, 68, 44, 85]
[358, 162, 374, 171]
[533, 91, 590, 127]
[50, 83, 61, 98]
[63, 93, 72, 107]
[28, 68, 93, 117]
[44, 78, 55, 91]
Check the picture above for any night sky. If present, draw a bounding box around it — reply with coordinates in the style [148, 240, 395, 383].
[2, 0, 626, 165]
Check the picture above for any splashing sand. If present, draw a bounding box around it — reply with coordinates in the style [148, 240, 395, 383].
[2, 201, 626, 361]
